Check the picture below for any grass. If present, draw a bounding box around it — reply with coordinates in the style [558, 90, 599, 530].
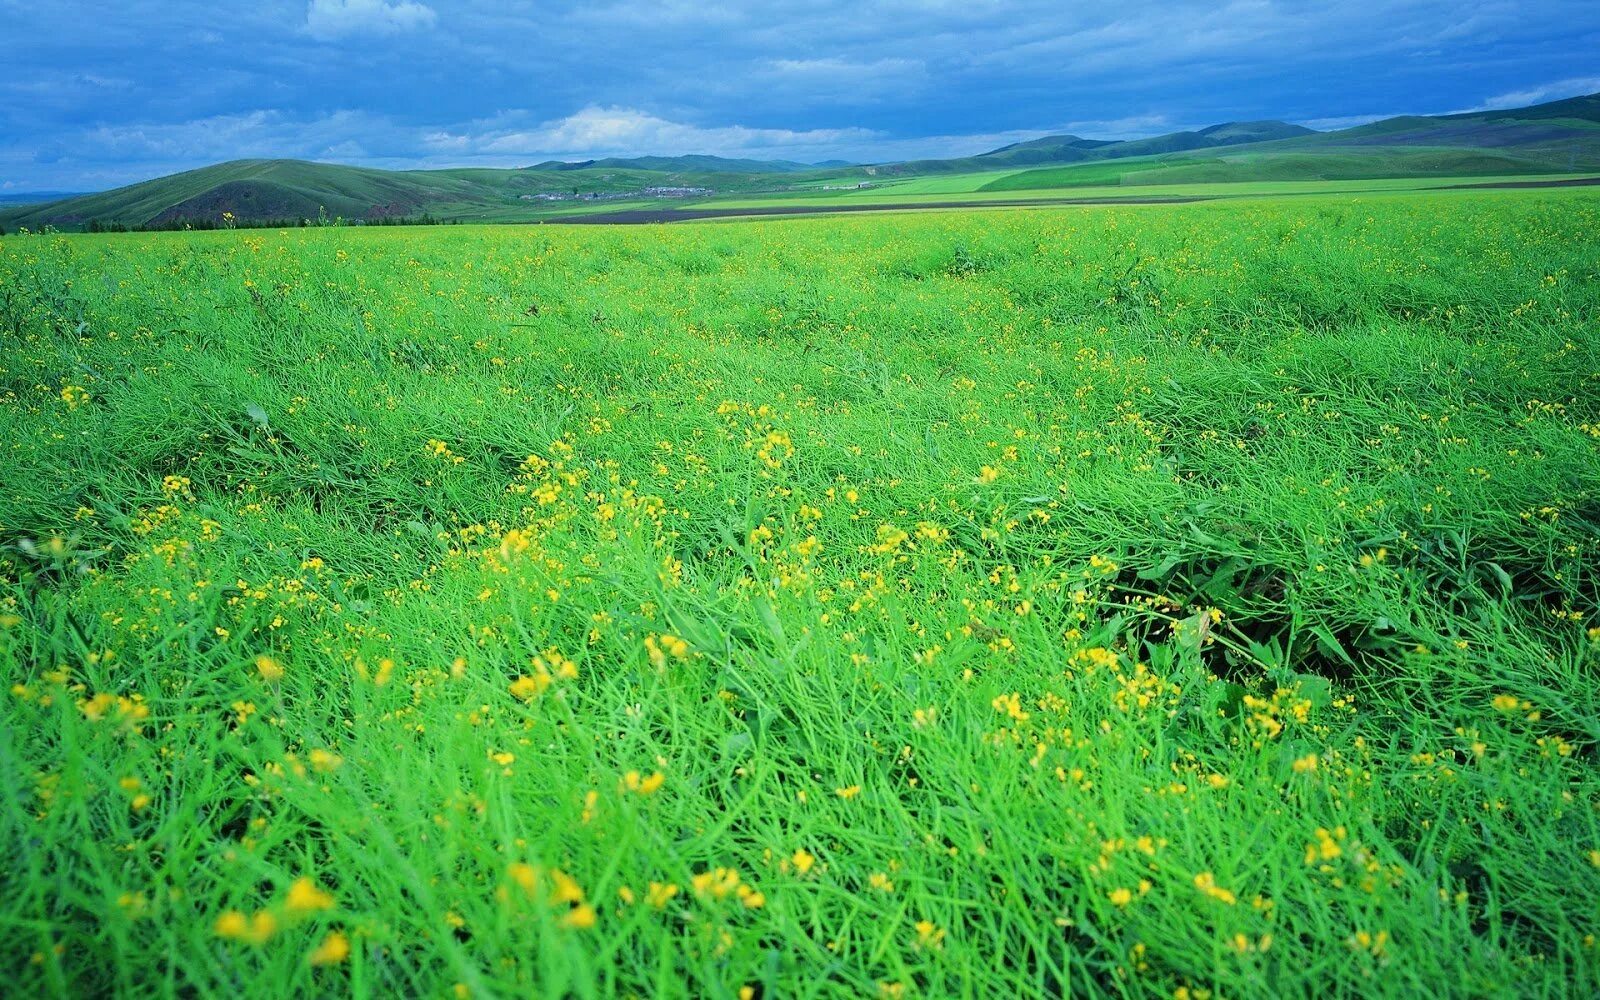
[0, 159, 799, 230]
[596, 174, 1600, 217]
[2, 189, 1598, 997]
[980, 149, 1600, 191]
[822, 172, 1030, 195]
[7, 93, 1599, 231]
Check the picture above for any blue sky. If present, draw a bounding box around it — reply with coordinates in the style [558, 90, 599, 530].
[2, 0, 1598, 191]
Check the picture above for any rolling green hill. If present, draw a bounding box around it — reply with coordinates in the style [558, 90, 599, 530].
[981, 147, 1598, 192]
[4, 93, 1597, 229]
[0, 156, 820, 230]
[859, 120, 1316, 176]
[0, 191, 85, 206]
[983, 94, 1600, 191]
[526, 154, 822, 173]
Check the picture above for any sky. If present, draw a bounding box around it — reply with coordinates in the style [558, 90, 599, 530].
[2, 0, 1599, 192]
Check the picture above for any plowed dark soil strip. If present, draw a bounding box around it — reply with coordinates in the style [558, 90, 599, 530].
[1438, 176, 1600, 190]
[542, 177, 1598, 225]
[545, 195, 1211, 224]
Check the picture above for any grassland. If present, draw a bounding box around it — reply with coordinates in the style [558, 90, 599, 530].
[0, 158, 804, 231]
[679, 173, 1600, 214]
[5, 92, 1598, 232]
[979, 149, 1599, 191]
[2, 190, 1598, 997]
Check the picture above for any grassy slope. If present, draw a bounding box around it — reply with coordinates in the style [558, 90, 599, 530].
[6, 96, 1600, 229]
[2, 190, 1598, 997]
[983, 125, 1600, 192]
[0, 160, 800, 229]
[674, 173, 1599, 213]
[863, 121, 1316, 177]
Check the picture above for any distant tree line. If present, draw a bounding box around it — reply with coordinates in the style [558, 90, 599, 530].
[363, 213, 457, 226]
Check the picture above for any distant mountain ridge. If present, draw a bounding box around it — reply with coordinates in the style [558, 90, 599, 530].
[972, 120, 1314, 166]
[4, 92, 1597, 229]
[528, 155, 831, 173]
[0, 191, 87, 206]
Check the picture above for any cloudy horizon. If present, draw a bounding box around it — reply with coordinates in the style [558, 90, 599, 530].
[2, 0, 1598, 192]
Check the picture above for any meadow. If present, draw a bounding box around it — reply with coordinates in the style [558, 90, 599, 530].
[2, 190, 1598, 997]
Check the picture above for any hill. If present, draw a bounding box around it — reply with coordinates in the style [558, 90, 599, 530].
[526, 154, 829, 173]
[4, 93, 1598, 229]
[859, 120, 1316, 176]
[0, 191, 86, 206]
[0, 156, 811, 230]
[984, 94, 1600, 191]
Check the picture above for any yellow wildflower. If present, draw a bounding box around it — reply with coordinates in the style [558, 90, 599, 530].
[1193, 872, 1237, 905]
[285, 877, 336, 914]
[508, 862, 539, 894]
[309, 931, 350, 966]
[560, 904, 597, 929]
[621, 770, 665, 795]
[255, 655, 284, 683]
[214, 911, 248, 939]
[914, 920, 946, 950]
[510, 673, 551, 701]
[550, 869, 584, 904]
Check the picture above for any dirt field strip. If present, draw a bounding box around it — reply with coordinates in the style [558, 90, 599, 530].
[545, 194, 1212, 224]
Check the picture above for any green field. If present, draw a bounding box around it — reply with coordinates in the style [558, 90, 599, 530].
[684, 173, 1600, 215]
[3, 190, 1599, 997]
[4, 92, 1598, 232]
[979, 147, 1600, 192]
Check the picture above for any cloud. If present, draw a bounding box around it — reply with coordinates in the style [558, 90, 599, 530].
[1053, 114, 1175, 139]
[766, 57, 924, 82]
[1457, 75, 1600, 112]
[750, 57, 930, 104]
[1296, 114, 1406, 131]
[62, 109, 402, 167]
[4, 0, 1600, 189]
[1285, 74, 1600, 132]
[426, 106, 882, 161]
[1314, 75, 1600, 130]
[305, 0, 438, 40]
[423, 106, 1188, 166]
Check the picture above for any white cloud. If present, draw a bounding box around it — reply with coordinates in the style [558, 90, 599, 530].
[421, 106, 1190, 166]
[1055, 114, 1174, 139]
[305, 0, 437, 41]
[1307, 76, 1600, 131]
[751, 57, 929, 103]
[1296, 114, 1402, 131]
[23, 102, 1195, 190]
[427, 106, 882, 161]
[1457, 75, 1600, 112]
[767, 57, 924, 81]
[70, 109, 400, 164]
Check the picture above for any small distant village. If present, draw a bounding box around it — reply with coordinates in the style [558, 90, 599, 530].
[520, 186, 714, 203]
[519, 180, 873, 203]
